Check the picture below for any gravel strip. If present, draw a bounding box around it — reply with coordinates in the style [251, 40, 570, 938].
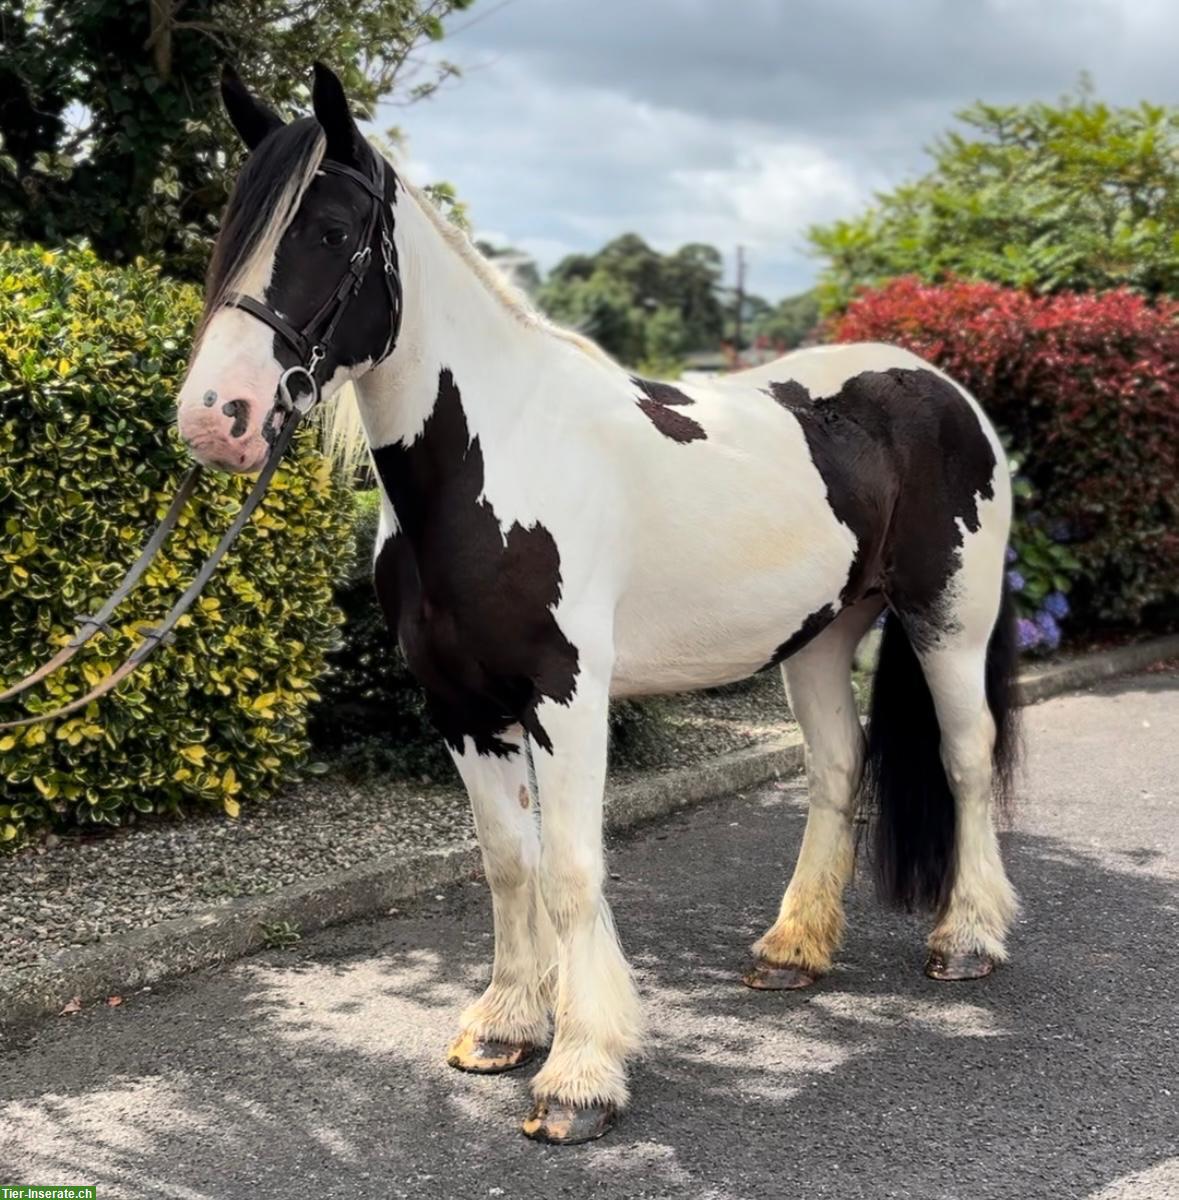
[0, 777, 474, 982]
[612, 671, 796, 776]
[0, 684, 797, 993]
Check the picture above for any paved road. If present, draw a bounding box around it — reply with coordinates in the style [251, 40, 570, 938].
[3, 670, 1177, 1200]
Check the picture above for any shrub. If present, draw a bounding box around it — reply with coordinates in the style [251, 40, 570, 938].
[1005, 466, 1083, 654]
[0, 243, 352, 845]
[308, 489, 455, 781]
[831, 277, 1179, 629]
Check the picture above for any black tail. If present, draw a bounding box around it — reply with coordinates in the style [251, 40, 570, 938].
[863, 590, 1020, 911]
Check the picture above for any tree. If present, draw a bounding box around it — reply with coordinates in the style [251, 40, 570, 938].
[538, 233, 725, 367]
[0, 0, 473, 279]
[749, 290, 820, 349]
[808, 83, 1179, 311]
[541, 269, 648, 366]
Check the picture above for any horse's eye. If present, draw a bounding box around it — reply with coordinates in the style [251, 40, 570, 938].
[322, 228, 348, 248]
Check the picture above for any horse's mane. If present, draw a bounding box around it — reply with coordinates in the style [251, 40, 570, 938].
[324, 176, 618, 476]
[200, 117, 326, 335]
[404, 179, 614, 369]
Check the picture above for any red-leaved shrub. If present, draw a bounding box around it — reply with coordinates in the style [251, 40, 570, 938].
[831, 277, 1179, 626]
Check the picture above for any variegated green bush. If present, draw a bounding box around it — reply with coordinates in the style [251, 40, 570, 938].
[0, 243, 353, 846]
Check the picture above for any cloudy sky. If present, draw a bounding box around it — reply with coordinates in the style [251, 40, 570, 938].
[381, 0, 1179, 300]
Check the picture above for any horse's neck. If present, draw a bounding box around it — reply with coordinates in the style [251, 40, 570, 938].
[354, 186, 623, 462]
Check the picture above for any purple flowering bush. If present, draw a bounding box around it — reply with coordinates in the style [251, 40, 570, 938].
[1007, 460, 1083, 655]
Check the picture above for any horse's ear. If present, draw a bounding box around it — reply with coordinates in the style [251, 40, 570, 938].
[312, 61, 366, 166]
[220, 65, 283, 150]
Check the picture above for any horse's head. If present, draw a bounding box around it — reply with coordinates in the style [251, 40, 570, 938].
[177, 64, 399, 473]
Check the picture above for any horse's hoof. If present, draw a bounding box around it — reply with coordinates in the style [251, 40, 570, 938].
[447, 1030, 537, 1074]
[925, 950, 995, 981]
[742, 959, 819, 990]
[521, 1098, 617, 1144]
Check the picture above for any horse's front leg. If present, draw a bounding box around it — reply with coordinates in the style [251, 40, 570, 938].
[446, 733, 557, 1073]
[520, 667, 643, 1144]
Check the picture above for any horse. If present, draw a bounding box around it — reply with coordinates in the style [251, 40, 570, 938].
[175, 63, 1020, 1145]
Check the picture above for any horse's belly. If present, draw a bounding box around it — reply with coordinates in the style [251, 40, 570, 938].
[610, 552, 854, 696]
[605, 395, 861, 696]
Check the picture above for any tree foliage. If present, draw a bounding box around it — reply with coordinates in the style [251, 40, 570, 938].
[538, 234, 725, 369]
[748, 290, 820, 350]
[0, 0, 472, 280]
[809, 86, 1179, 311]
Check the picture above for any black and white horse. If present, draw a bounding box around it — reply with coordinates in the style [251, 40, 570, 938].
[177, 65, 1019, 1144]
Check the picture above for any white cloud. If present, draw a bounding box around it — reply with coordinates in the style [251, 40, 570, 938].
[375, 0, 1179, 299]
[389, 58, 875, 296]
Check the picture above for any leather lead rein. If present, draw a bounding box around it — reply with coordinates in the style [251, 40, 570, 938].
[0, 153, 402, 730]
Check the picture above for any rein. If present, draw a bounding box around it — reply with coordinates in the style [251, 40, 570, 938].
[0, 154, 401, 730]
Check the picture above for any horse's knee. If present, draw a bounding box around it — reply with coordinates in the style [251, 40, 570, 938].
[539, 851, 601, 934]
[484, 847, 533, 894]
[474, 809, 538, 893]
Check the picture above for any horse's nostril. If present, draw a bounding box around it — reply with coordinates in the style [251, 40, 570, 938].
[221, 398, 250, 439]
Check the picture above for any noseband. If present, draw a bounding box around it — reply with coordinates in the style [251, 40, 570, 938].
[0, 154, 403, 729]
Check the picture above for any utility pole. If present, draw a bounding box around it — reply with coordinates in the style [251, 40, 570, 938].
[733, 245, 746, 355]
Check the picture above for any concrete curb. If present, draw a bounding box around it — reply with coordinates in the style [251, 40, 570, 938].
[1016, 632, 1179, 705]
[3, 634, 1177, 1030]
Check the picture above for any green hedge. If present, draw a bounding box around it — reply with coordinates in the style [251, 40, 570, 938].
[308, 489, 455, 780]
[0, 243, 353, 845]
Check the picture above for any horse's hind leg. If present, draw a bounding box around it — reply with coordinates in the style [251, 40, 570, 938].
[745, 598, 883, 990]
[446, 732, 556, 1072]
[915, 622, 1018, 980]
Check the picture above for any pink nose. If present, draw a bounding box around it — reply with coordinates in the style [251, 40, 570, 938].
[178, 389, 271, 473]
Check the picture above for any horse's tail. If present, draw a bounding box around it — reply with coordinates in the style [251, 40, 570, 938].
[863, 589, 1019, 909]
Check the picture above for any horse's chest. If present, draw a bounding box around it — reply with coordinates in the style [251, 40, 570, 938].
[368, 368, 581, 755]
[373, 528, 579, 756]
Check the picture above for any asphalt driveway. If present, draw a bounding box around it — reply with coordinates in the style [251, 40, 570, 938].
[3, 669, 1176, 1199]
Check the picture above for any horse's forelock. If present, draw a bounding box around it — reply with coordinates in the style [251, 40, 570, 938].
[200, 117, 326, 332]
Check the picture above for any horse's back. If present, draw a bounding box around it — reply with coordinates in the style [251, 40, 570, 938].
[728, 341, 933, 395]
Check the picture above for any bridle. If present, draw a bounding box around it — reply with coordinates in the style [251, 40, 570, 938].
[226, 155, 402, 408]
[0, 151, 403, 730]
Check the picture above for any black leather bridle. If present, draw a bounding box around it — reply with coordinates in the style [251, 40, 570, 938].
[225, 156, 405, 422]
[0, 153, 403, 729]
[226, 154, 403, 408]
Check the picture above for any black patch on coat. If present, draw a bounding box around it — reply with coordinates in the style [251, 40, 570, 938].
[631, 376, 706, 444]
[371, 369, 579, 756]
[767, 368, 997, 641]
[203, 118, 325, 320]
[261, 139, 400, 381]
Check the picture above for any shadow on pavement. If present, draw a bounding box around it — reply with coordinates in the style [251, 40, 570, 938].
[2, 773, 1176, 1200]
